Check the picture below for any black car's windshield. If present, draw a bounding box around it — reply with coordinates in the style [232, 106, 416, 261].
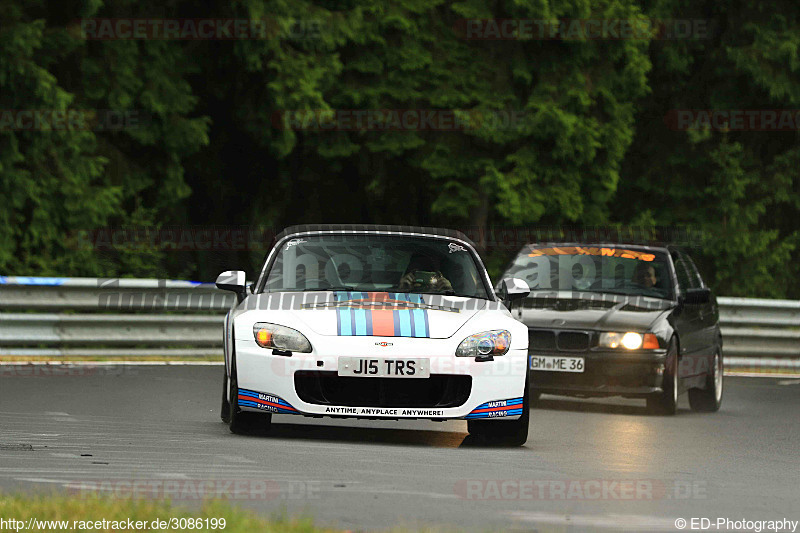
[262, 234, 489, 299]
[503, 245, 674, 300]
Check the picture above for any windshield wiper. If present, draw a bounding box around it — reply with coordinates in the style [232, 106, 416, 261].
[397, 289, 488, 299]
[403, 289, 456, 296]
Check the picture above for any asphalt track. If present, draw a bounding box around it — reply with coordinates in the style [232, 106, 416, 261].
[1, 365, 798, 532]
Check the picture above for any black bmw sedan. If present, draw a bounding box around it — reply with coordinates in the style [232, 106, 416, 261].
[500, 243, 723, 415]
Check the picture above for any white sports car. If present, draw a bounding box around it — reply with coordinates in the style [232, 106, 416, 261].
[216, 225, 531, 445]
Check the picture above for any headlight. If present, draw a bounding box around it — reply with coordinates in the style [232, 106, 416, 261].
[456, 330, 511, 357]
[253, 323, 312, 353]
[598, 332, 659, 350]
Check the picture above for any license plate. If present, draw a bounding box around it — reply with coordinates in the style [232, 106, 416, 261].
[337, 357, 430, 378]
[530, 355, 585, 373]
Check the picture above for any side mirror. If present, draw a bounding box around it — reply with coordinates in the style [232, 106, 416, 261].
[216, 270, 247, 303]
[498, 278, 530, 303]
[682, 287, 711, 305]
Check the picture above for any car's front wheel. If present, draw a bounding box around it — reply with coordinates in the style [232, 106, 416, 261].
[688, 350, 723, 412]
[228, 357, 271, 435]
[647, 337, 678, 415]
[221, 366, 232, 423]
[467, 373, 530, 446]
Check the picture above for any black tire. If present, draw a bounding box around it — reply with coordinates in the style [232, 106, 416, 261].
[688, 349, 723, 412]
[647, 337, 678, 415]
[228, 354, 271, 435]
[467, 372, 530, 446]
[221, 366, 231, 423]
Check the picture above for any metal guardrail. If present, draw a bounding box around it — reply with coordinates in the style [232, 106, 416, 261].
[0, 278, 798, 362]
[0, 276, 233, 311]
[0, 277, 230, 357]
[717, 297, 800, 358]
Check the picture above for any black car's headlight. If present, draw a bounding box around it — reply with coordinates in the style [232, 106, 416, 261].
[598, 332, 659, 350]
[456, 330, 511, 357]
[253, 322, 312, 353]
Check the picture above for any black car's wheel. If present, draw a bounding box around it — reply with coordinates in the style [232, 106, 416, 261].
[688, 349, 723, 412]
[647, 337, 678, 415]
[221, 366, 231, 423]
[467, 372, 530, 446]
[228, 355, 271, 435]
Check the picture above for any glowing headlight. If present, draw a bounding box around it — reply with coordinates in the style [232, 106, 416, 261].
[456, 330, 511, 357]
[598, 332, 659, 350]
[252, 323, 312, 353]
[621, 332, 643, 350]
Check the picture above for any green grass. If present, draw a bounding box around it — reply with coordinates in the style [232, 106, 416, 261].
[0, 493, 337, 532]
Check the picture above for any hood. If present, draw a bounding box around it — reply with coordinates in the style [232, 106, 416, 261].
[517, 293, 672, 332]
[241, 291, 488, 339]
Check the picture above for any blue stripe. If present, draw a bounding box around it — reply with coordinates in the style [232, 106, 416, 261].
[354, 308, 367, 335]
[350, 306, 357, 336]
[393, 310, 401, 336]
[409, 309, 416, 337]
[412, 308, 427, 337]
[238, 389, 295, 408]
[336, 307, 342, 335]
[472, 398, 524, 410]
[239, 398, 294, 410]
[365, 309, 373, 335]
[239, 400, 297, 414]
[339, 308, 353, 335]
[465, 409, 524, 419]
[422, 308, 430, 337]
[398, 310, 412, 337]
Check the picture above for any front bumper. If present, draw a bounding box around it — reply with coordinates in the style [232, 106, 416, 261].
[529, 349, 668, 398]
[234, 344, 529, 420]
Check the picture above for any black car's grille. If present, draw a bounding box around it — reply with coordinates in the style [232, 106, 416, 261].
[294, 371, 471, 408]
[529, 329, 592, 352]
[557, 331, 590, 351]
[529, 330, 557, 351]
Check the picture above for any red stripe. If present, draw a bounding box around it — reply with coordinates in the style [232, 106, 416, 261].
[366, 292, 389, 301]
[371, 309, 396, 336]
[238, 396, 296, 411]
[470, 405, 516, 414]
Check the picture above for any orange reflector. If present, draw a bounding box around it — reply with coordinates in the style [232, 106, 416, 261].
[255, 329, 272, 347]
[642, 333, 659, 349]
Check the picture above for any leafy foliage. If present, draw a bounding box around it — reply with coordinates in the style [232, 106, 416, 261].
[1, 0, 798, 297]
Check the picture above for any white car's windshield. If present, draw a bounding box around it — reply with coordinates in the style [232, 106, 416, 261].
[262, 234, 490, 299]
